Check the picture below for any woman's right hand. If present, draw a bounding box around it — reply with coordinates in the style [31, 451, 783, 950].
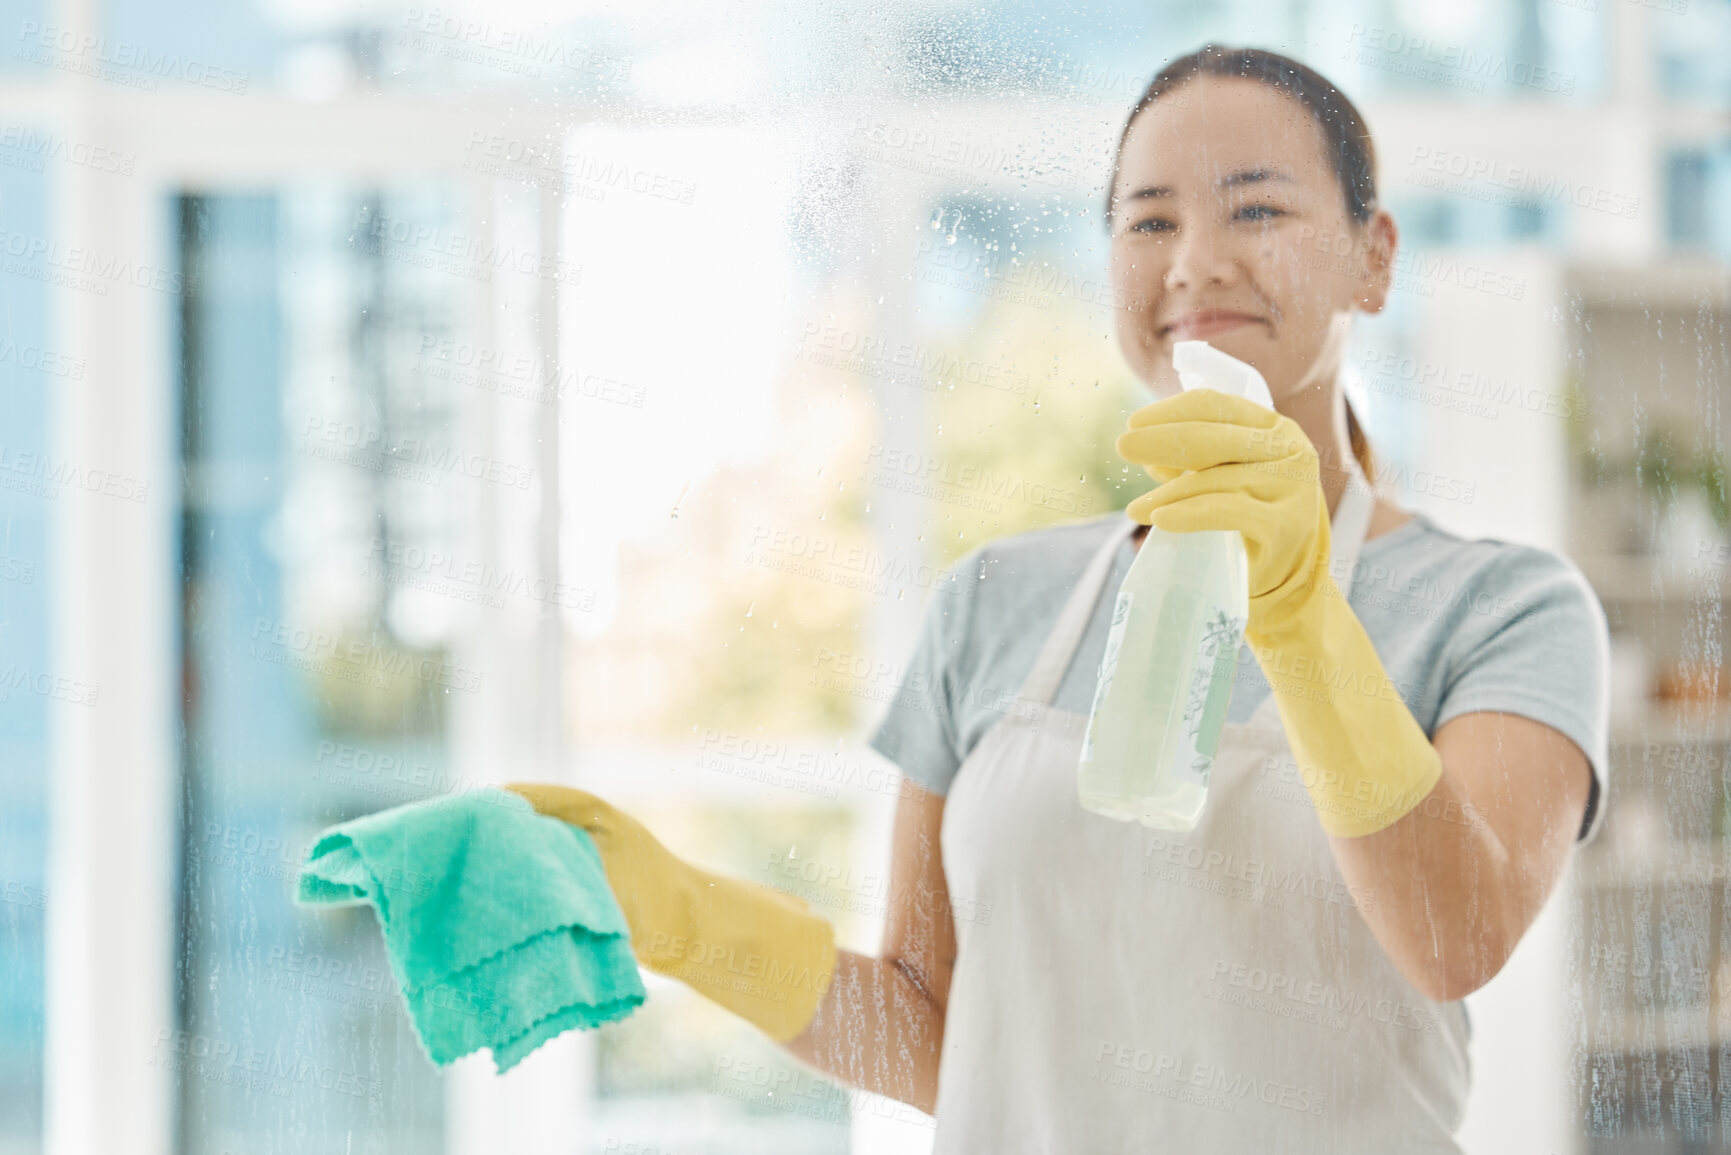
[503, 781, 839, 1044]
[503, 782, 676, 941]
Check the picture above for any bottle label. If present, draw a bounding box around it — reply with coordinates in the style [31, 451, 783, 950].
[1079, 591, 1133, 765]
[1177, 608, 1246, 788]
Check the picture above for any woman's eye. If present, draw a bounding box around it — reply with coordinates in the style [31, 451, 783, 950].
[1130, 216, 1176, 235]
[1234, 204, 1285, 223]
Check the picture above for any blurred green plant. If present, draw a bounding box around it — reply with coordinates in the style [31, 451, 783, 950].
[1633, 424, 1731, 530]
[1561, 373, 1617, 487]
[313, 626, 448, 737]
[1699, 449, 1729, 529]
[923, 287, 1146, 568]
[1565, 379, 1730, 531]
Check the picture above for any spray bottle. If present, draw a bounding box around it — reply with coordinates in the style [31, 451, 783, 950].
[1077, 340, 1275, 830]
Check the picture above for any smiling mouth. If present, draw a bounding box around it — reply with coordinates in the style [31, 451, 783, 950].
[1159, 312, 1264, 341]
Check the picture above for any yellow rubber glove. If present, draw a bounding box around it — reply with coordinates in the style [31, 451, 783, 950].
[1115, 390, 1443, 837]
[502, 782, 838, 1042]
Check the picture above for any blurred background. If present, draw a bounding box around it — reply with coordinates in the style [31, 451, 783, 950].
[0, 0, 1729, 1152]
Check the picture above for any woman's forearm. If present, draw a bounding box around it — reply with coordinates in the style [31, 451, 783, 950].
[1324, 770, 1518, 1002]
[779, 947, 945, 1116]
[1322, 710, 1588, 1003]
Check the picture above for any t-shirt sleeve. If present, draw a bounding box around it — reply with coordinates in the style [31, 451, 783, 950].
[867, 552, 983, 797]
[1431, 547, 1612, 844]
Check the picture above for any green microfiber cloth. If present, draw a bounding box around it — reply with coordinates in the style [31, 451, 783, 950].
[293, 786, 645, 1073]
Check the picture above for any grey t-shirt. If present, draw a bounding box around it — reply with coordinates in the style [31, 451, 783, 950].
[869, 510, 1610, 842]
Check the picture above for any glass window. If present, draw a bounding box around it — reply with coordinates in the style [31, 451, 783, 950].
[0, 160, 51, 1155]
[8, 4, 1731, 1153]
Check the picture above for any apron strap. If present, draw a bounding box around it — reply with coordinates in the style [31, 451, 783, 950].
[1014, 450, 1380, 710]
[1016, 518, 1138, 708]
[1327, 452, 1375, 601]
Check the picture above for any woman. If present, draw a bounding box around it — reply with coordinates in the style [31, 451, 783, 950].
[510, 44, 1609, 1153]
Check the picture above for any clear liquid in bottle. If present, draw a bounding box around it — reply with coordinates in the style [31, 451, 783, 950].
[1077, 526, 1248, 831]
[1077, 338, 1269, 831]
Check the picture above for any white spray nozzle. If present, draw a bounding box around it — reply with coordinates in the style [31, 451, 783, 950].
[1171, 340, 1274, 410]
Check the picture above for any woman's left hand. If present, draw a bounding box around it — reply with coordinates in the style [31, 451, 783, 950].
[1116, 388, 1333, 645]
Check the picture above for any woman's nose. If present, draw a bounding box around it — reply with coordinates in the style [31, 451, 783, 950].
[1162, 224, 1236, 291]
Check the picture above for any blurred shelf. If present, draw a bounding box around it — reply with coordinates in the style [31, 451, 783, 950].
[1577, 843, 1731, 890]
[1566, 259, 1731, 311]
[1610, 701, 1731, 746]
[1579, 552, 1731, 605]
[1562, 257, 1731, 1084]
[1581, 1010, 1728, 1055]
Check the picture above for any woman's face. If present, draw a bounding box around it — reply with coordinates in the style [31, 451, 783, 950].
[1107, 76, 1396, 402]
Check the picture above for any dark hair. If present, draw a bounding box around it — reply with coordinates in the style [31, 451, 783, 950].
[1105, 44, 1382, 484]
[1105, 44, 1379, 228]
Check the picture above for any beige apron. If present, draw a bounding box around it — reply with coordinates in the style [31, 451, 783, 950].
[933, 463, 1470, 1153]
